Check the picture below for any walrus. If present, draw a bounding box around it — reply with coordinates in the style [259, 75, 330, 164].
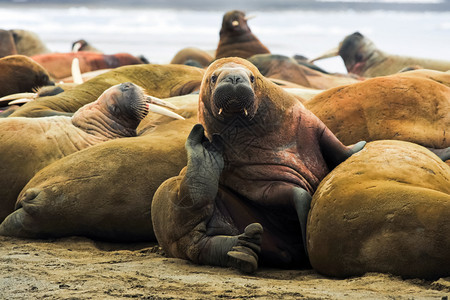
[9, 29, 51, 56]
[0, 55, 54, 98]
[72, 39, 102, 53]
[310, 32, 450, 77]
[151, 57, 366, 273]
[9, 63, 205, 118]
[308, 140, 450, 279]
[0, 29, 17, 58]
[31, 51, 146, 80]
[0, 82, 183, 222]
[248, 54, 361, 90]
[170, 47, 214, 68]
[304, 71, 450, 151]
[0, 94, 199, 241]
[215, 10, 270, 60]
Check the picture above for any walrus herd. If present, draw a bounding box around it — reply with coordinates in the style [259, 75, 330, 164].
[0, 9, 449, 281]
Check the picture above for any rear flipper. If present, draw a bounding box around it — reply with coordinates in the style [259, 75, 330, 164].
[427, 146, 450, 162]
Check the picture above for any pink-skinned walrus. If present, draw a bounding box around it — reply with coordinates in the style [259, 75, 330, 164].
[151, 57, 366, 273]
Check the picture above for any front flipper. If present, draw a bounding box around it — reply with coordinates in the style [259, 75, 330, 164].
[292, 187, 312, 256]
[319, 126, 366, 169]
[227, 223, 263, 273]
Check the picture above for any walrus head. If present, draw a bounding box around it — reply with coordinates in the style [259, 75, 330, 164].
[201, 58, 261, 122]
[73, 82, 184, 138]
[220, 10, 253, 36]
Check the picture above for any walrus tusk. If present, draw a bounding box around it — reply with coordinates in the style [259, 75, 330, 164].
[0, 92, 37, 104]
[232, 20, 239, 26]
[218, 108, 223, 115]
[244, 108, 248, 116]
[147, 103, 185, 120]
[8, 98, 35, 105]
[244, 15, 256, 21]
[72, 42, 82, 53]
[145, 95, 179, 110]
[71, 58, 83, 84]
[309, 46, 340, 63]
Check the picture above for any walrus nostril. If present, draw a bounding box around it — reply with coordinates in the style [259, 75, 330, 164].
[119, 82, 133, 91]
[224, 74, 244, 84]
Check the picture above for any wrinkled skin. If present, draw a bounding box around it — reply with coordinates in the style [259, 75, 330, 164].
[338, 32, 450, 77]
[215, 10, 270, 59]
[0, 94, 198, 241]
[0, 83, 149, 222]
[152, 58, 365, 273]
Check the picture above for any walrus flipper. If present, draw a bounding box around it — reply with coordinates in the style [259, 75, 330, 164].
[319, 126, 366, 169]
[291, 187, 312, 256]
[426, 146, 450, 162]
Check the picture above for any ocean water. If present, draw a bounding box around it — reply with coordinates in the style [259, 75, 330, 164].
[0, 5, 449, 74]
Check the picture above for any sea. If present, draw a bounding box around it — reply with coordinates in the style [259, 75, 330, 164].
[0, 0, 449, 74]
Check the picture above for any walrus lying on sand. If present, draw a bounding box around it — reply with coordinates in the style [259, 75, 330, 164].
[308, 140, 450, 279]
[215, 10, 270, 59]
[0, 94, 198, 241]
[311, 32, 450, 77]
[151, 57, 366, 273]
[0, 82, 184, 222]
[9, 63, 205, 118]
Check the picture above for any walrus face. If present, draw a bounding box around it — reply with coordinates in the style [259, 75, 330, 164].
[339, 32, 377, 75]
[208, 63, 258, 120]
[220, 10, 252, 36]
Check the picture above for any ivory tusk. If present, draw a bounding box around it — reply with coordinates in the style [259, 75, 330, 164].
[71, 58, 83, 84]
[0, 92, 37, 104]
[8, 98, 34, 105]
[145, 95, 179, 110]
[218, 108, 223, 115]
[244, 108, 248, 116]
[244, 14, 256, 21]
[147, 103, 185, 120]
[232, 20, 239, 26]
[308, 46, 340, 63]
[72, 42, 82, 53]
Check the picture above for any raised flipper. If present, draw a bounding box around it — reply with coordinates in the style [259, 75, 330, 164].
[319, 126, 366, 169]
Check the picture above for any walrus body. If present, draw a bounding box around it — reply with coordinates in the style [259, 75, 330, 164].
[0, 30, 17, 58]
[305, 71, 450, 149]
[308, 140, 450, 279]
[248, 54, 360, 89]
[151, 58, 365, 273]
[0, 94, 199, 241]
[170, 47, 214, 68]
[0, 83, 154, 222]
[215, 10, 270, 59]
[312, 32, 450, 77]
[9, 29, 51, 56]
[31, 51, 145, 79]
[9, 63, 204, 117]
[0, 55, 53, 98]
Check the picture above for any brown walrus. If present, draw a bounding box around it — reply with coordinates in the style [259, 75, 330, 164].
[215, 10, 270, 60]
[71, 39, 102, 53]
[0, 82, 183, 222]
[170, 47, 214, 68]
[31, 51, 146, 80]
[248, 54, 361, 90]
[0, 94, 199, 241]
[310, 32, 450, 77]
[151, 57, 365, 273]
[308, 140, 450, 279]
[0, 55, 54, 98]
[305, 71, 450, 151]
[9, 29, 51, 56]
[0, 29, 17, 58]
[9, 63, 205, 118]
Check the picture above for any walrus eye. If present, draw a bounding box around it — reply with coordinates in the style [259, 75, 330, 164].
[211, 75, 217, 83]
[250, 75, 255, 83]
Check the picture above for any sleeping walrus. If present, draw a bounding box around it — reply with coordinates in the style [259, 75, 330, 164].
[0, 82, 183, 222]
[151, 57, 365, 273]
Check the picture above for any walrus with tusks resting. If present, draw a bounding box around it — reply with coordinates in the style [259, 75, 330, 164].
[310, 32, 450, 77]
[0, 94, 198, 241]
[9, 63, 205, 118]
[151, 57, 366, 273]
[0, 55, 54, 98]
[215, 10, 270, 60]
[31, 51, 146, 80]
[0, 82, 184, 222]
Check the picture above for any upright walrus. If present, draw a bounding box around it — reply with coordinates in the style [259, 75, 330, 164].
[0, 30, 17, 58]
[310, 32, 450, 77]
[0, 82, 183, 222]
[215, 10, 270, 59]
[9, 63, 205, 117]
[151, 57, 365, 273]
[0, 94, 199, 241]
